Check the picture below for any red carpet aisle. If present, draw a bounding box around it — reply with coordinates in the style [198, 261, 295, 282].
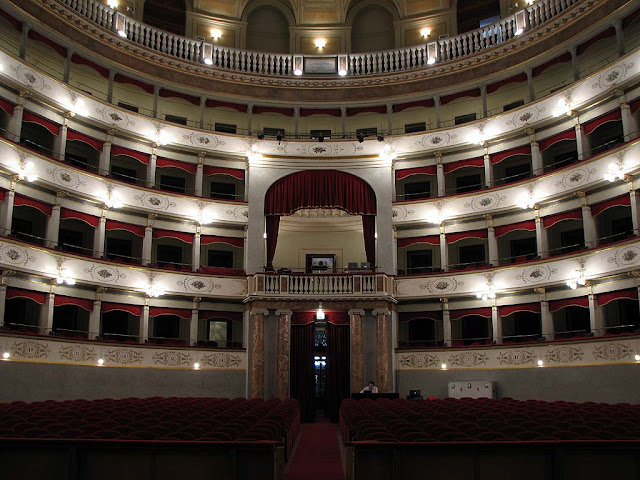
[286, 423, 345, 480]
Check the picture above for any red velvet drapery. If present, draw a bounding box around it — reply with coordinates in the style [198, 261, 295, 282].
[325, 322, 350, 423]
[362, 215, 376, 267]
[265, 215, 280, 269]
[264, 170, 376, 216]
[290, 322, 316, 423]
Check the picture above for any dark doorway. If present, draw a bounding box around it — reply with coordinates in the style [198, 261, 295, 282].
[143, 0, 186, 36]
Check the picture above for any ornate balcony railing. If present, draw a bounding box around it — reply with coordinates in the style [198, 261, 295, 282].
[55, 0, 581, 77]
[249, 273, 393, 298]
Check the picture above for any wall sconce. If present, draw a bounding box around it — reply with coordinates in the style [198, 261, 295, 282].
[314, 39, 326, 49]
[210, 28, 222, 41]
[426, 42, 438, 65]
[103, 187, 124, 209]
[114, 12, 127, 38]
[293, 55, 303, 76]
[338, 55, 348, 76]
[56, 266, 76, 285]
[316, 303, 325, 320]
[604, 161, 625, 182]
[14, 159, 37, 182]
[145, 282, 165, 298]
[107, 0, 119, 9]
[420, 28, 431, 38]
[202, 43, 213, 65]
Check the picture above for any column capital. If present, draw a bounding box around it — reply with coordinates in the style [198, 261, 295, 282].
[198, 151, 206, 162]
[192, 296, 201, 308]
[441, 297, 449, 309]
[275, 309, 293, 317]
[293, 106, 300, 115]
[434, 151, 442, 162]
[95, 287, 107, 300]
[250, 308, 268, 316]
[147, 213, 157, 225]
[372, 308, 390, 317]
[525, 127, 535, 137]
[19, 90, 32, 99]
[348, 309, 365, 317]
[107, 128, 117, 137]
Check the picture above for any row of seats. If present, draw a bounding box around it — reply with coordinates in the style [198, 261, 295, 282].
[340, 397, 640, 443]
[0, 397, 300, 456]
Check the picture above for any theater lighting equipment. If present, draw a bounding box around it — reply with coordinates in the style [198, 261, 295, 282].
[316, 303, 325, 320]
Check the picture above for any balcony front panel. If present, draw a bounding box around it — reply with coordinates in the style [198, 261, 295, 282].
[248, 273, 393, 299]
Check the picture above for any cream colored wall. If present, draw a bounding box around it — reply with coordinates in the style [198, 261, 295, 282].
[578, 37, 619, 78]
[345, 113, 386, 135]
[253, 113, 295, 136]
[486, 82, 528, 116]
[68, 64, 110, 101]
[297, 115, 343, 137]
[158, 96, 201, 127]
[25, 41, 65, 81]
[533, 62, 574, 100]
[439, 96, 482, 126]
[0, 17, 20, 56]
[391, 107, 435, 133]
[205, 107, 249, 133]
[272, 220, 367, 270]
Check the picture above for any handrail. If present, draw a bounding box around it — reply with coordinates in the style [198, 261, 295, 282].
[55, 0, 581, 77]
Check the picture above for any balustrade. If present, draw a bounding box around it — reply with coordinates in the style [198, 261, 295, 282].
[56, 0, 582, 77]
[250, 273, 390, 297]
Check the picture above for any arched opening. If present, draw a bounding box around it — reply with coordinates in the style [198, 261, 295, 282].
[143, 0, 186, 37]
[350, 4, 395, 53]
[264, 170, 377, 272]
[246, 5, 290, 53]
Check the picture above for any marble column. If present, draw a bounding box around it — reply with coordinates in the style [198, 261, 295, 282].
[574, 115, 590, 160]
[63, 48, 73, 83]
[537, 288, 553, 340]
[535, 207, 548, 258]
[40, 291, 55, 333]
[19, 23, 30, 60]
[348, 309, 365, 393]
[93, 210, 106, 257]
[434, 96, 441, 128]
[579, 192, 597, 248]
[386, 103, 393, 135]
[588, 285, 604, 336]
[250, 308, 268, 398]
[1, 187, 15, 235]
[483, 150, 493, 188]
[527, 128, 543, 175]
[7, 93, 27, 141]
[199, 96, 206, 129]
[142, 214, 155, 266]
[293, 107, 300, 138]
[192, 226, 201, 272]
[615, 90, 638, 142]
[190, 297, 200, 346]
[247, 104, 254, 135]
[525, 68, 534, 103]
[486, 215, 498, 266]
[630, 188, 639, 236]
[570, 45, 579, 81]
[373, 308, 391, 393]
[440, 224, 449, 272]
[436, 153, 445, 197]
[340, 106, 347, 137]
[147, 147, 157, 188]
[140, 301, 149, 343]
[99, 130, 114, 176]
[53, 117, 69, 162]
[275, 309, 292, 399]
[491, 303, 501, 344]
[0, 283, 6, 328]
[107, 70, 116, 104]
[480, 85, 488, 118]
[614, 18, 624, 57]
[152, 85, 160, 118]
[195, 152, 205, 197]
[442, 299, 451, 346]
[45, 200, 61, 249]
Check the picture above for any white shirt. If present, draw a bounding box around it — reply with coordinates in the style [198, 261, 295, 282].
[361, 385, 379, 393]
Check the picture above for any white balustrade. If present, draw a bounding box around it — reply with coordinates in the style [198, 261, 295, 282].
[250, 274, 389, 297]
[55, 0, 583, 77]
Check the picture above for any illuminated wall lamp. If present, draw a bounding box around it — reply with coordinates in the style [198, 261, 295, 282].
[293, 55, 303, 76]
[107, 0, 119, 9]
[202, 43, 213, 65]
[314, 38, 326, 49]
[210, 28, 222, 41]
[426, 42, 438, 65]
[338, 54, 348, 76]
[420, 28, 431, 38]
[114, 12, 127, 38]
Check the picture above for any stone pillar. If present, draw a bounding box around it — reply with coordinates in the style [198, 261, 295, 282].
[434, 96, 441, 128]
[486, 215, 498, 266]
[247, 104, 254, 135]
[527, 128, 543, 175]
[142, 214, 155, 266]
[436, 153, 445, 197]
[275, 309, 292, 399]
[480, 85, 488, 118]
[372, 308, 391, 393]
[579, 192, 597, 248]
[63, 49, 73, 83]
[615, 90, 638, 142]
[630, 188, 639, 236]
[491, 302, 501, 344]
[192, 227, 201, 272]
[340, 106, 347, 137]
[348, 309, 365, 394]
[244, 159, 249, 200]
[45, 195, 63, 249]
[199, 96, 206, 129]
[190, 297, 200, 346]
[147, 147, 157, 188]
[140, 301, 149, 343]
[392, 226, 398, 274]
[293, 107, 300, 137]
[570, 45, 579, 81]
[99, 130, 114, 176]
[386, 103, 393, 135]
[1, 186, 15, 235]
[93, 210, 106, 257]
[440, 225, 449, 272]
[535, 207, 548, 258]
[483, 150, 493, 188]
[250, 308, 268, 398]
[537, 288, 553, 340]
[7, 93, 28, 141]
[152, 85, 160, 118]
[19, 23, 30, 60]
[40, 291, 55, 333]
[442, 299, 451, 346]
[89, 289, 104, 340]
[526, 68, 534, 102]
[107, 70, 116, 104]
[574, 115, 590, 160]
[243, 226, 249, 272]
[0, 281, 7, 328]
[53, 116, 69, 162]
[195, 152, 205, 197]
[614, 18, 624, 57]
[588, 285, 604, 336]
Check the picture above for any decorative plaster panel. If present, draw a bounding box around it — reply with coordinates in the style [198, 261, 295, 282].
[0, 333, 247, 369]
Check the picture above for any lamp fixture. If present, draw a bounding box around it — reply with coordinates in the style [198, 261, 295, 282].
[293, 55, 303, 75]
[426, 42, 437, 65]
[202, 43, 213, 65]
[145, 282, 165, 298]
[635, 354, 640, 361]
[107, 0, 118, 9]
[379, 144, 396, 162]
[314, 39, 326, 49]
[338, 55, 348, 76]
[194, 362, 200, 369]
[425, 209, 444, 225]
[420, 28, 431, 38]
[150, 126, 170, 146]
[193, 208, 215, 225]
[604, 161, 625, 182]
[476, 287, 496, 301]
[441, 363, 447, 369]
[15, 159, 37, 182]
[553, 98, 572, 117]
[210, 28, 222, 40]
[263, 232, 267, 239]
[56, 267, 76, 286]
[566, 271, 587, 290]
[316, 303, 325, 320]
[377, 134, 385, 142]
[537, 359, 544, 366]
[246, 144, 263, 162]
[103, 187, 124, 209]
[518, 190, 537, 209]
[356, 133, 364, 143]
[97, 358, 104, 365]
[2, 352, 10, 359]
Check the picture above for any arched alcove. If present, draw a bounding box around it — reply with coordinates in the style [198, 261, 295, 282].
[143, 0, 186, 36]
[246, 5, 291, 53]
[349, 3, 395, 53]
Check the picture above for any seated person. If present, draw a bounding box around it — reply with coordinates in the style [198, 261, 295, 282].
[360, 381, 379, 394]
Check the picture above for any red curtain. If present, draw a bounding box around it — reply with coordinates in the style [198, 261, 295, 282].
[487, 73, 527, 94]
[266, 215, 280, 269]
[253, 106, 294, 116]
[60, 208, 100, 227]
[199, 311, 243, 321]
[114, 74, 154, 94]
[325, 322, 350, 423]
[28, 30, 67, 57]
[549, 297, 588, 312]
[203, 166, 245, 179]
[200, 235, 244, 248]
[156, 157, 197, 173]
[54, 295, 93, 311]
[159, 88, 199, 105]
[443, 157, 484, 173]
[111, 145, 149, 164]
[577, 27, 616, 55]
[532, 52, 572, 77]
[447, 229, 488, 243]
[449, 308, 492, 321]
[393, 99, 434, 112]
[67, 130, 103, 151]
[491, 145, 531, 164]
[22, 111, 59, 135]
[299, 108, 342, 117]
[101, 302, 142, 316]
[500, 303, 541, 317]
[152, 229, 194, 243]
[395, 165, 437, 179]
[543, 209, 582, 228]
[346, 105, 387, 116]
[399, 311, 442, 321]
[206, 99, 248, 112]
[0, 98, 14, 115]
[591, 194, 630, 216]
[494, 220, 536, 238]
[290, 322, 315, 422]
[539, 129, 576, 151]
[14, 195, 52, 215]
[441, 88, 481, 105]
[71, 54, 109, 77]
[362, 215, 376, 267]
[397, 235, 440, 248]
[6, 288, 46, 304]
[584, 110, 622, 136]
[265, 170, 376, 215]
[105, 220, 145, 236]
[598, 288, 638, 306]
[149, 307, 192, 318]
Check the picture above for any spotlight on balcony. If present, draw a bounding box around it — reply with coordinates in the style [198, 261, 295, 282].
[356, 133, 364, 143]
[377, 134, 385, 142]
[257, 133, 265, 140]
